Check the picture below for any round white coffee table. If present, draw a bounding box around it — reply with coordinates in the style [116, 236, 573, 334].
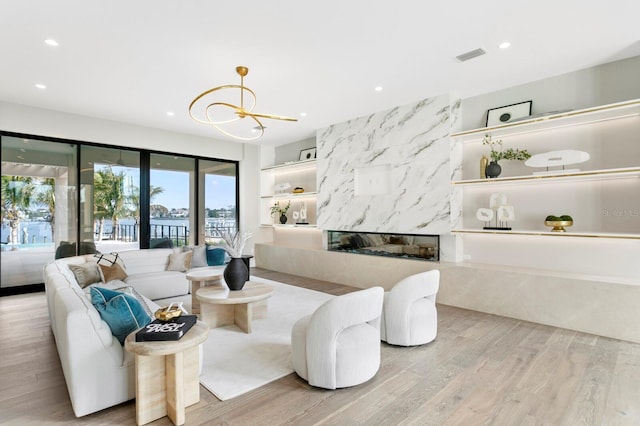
[196, 281, 273, 333]
[186, 268, 224, 315]
[125, 321, 209, 426]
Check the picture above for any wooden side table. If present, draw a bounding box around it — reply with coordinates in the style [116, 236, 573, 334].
[125, 321, 209, 426]
[196, 281, 273, 333]
[186, 268, 223, 315]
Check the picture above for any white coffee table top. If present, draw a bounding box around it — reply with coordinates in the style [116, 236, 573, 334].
[186, 267, 224, 281]
[196, 281, 273, 304]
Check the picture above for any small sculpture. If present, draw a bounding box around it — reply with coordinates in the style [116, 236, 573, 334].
[477, 193, 512, 230]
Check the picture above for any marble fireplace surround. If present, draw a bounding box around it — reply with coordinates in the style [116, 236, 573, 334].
[327, 230, 439, 262]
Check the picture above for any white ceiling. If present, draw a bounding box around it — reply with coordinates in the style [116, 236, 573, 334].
[1, 1, 639, 147]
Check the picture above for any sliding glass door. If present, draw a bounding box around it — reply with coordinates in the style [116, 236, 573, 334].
[1, 133, 239, 290]
[80, 145, 140, 253]
[150, 153, 195, 248]
[199, 159, 238, 243]
[1, 136, 77, 288]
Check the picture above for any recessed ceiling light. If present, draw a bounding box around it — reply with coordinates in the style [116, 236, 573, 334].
[166, 111, 175, 116]
[44, 39, 59, 47]
[35, 83, 47, 89]
[374, 86, 383, 92]
[300, 112, 307, 117]
[499, 41, 511, 49]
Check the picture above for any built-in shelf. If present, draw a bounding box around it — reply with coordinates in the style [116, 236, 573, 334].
[261, 158, 318, 228]
[260, 159, 316, 171]
[451, 229, 640, 240]
[260, 191, 318, 199]
[451, 167, 640, 186]
[451, 99, 640, 142]
[264, 224, 318, 228]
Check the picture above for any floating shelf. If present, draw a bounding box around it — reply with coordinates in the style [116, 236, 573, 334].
[272, 224, 318, 228]
[451, 167, 640, 186]
[261, 159, 316, 172]
[451, 229, 640, 240]
[451, 99, 640, 142]
[261, 191, 318, 199]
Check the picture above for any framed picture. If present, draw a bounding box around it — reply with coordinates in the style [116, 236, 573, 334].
[299, 147, 316, 161]
[486, 100, 532, 127]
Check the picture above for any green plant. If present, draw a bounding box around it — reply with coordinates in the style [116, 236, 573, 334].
[545, 214, 573, 222]
[269, 200, 291, 217]
[482, 134, 531, 162]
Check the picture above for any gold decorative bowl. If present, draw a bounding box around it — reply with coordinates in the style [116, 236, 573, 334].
[544, 220, 573, 232]
[292, 187, 304, 193]
[155, 304, 183, 321]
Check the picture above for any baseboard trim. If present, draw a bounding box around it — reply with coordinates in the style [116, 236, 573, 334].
[0, 283, 45, 297]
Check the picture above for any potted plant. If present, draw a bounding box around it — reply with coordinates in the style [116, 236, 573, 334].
[270, 200, 291, 224]
[482, 134, 531, 178]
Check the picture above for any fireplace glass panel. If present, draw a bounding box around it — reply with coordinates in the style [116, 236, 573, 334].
[327, 230, 439, 262]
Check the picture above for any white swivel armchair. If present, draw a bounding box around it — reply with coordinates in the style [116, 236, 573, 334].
[380, 270, 440, 346]
[291, 286, 384, 390]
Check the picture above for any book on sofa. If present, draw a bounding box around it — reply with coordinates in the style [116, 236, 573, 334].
[135, 315, 197, 342]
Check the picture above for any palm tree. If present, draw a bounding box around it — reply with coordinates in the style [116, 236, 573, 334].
[128, 184, 164, 241]
[1, 176, 35, 244]
[35, 178, 55, 242]
[93, 167, 128, 241]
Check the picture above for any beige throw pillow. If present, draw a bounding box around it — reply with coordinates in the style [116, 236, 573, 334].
[99, 262, 128, 282]
[94, 252, 128, 283]
[167, 251, 193, 272]
[69, 263, 102, 288]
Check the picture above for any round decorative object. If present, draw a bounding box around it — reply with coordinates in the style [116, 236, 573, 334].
[485, 161, 502, 178]
[544, 220, 573, 232]
[292, 187, 304, 193]
[279, 213, 287, 224]
[223, 257, 249, 290]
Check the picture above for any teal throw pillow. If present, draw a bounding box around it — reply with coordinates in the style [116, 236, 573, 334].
[90, 287, 152, 344]
[206, 247, 226, 266]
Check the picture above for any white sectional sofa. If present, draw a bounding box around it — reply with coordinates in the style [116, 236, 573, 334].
[43, 248, 221, 417]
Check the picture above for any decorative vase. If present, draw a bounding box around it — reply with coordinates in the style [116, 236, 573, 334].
[485, 161, 502, 178]
[223, 257, 249, 291]
[279, 213, 287, 224]
[480, 155, 489, 179]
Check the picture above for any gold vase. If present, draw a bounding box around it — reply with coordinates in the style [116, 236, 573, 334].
[480, 155, 489, 179]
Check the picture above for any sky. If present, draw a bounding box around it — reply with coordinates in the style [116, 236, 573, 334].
[104, 165, 236, 210]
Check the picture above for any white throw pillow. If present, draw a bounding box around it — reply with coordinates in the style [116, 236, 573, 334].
[183, 245, 207, 268]
[167, 251, 193, 272]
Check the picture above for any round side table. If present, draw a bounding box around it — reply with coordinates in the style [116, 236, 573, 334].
[186, 268, 224, 315]
[125, 321, 209, 426]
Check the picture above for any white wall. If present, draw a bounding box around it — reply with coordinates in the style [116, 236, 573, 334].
[461, 55, 640, 130]
[274, 137, 316, 164]
[0, 101, 263, 253]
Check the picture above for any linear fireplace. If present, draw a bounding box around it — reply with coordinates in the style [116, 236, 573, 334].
[327, 230, 439, 262]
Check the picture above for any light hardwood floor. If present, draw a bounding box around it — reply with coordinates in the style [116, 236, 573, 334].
[1, 268, 638, 425]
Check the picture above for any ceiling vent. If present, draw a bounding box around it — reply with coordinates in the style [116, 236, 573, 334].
[456, 48, 486, 62]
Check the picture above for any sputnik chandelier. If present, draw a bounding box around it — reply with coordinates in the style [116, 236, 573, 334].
[189, 65, 297, 141]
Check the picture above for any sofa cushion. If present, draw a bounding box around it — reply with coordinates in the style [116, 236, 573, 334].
[184, 245, 208, 268]
[167, 251, 193, 272]
[90, 287, 152, 344]
[68, 262, 102, 288]
[125, 271, 190, 301]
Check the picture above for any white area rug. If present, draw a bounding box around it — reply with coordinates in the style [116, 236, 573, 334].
[199, 276, 334, 401]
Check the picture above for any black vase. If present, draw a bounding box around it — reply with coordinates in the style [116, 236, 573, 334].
[279, 213, 287, 224]
[223, 257, 249, 291]
[485, 161, 502, 178]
